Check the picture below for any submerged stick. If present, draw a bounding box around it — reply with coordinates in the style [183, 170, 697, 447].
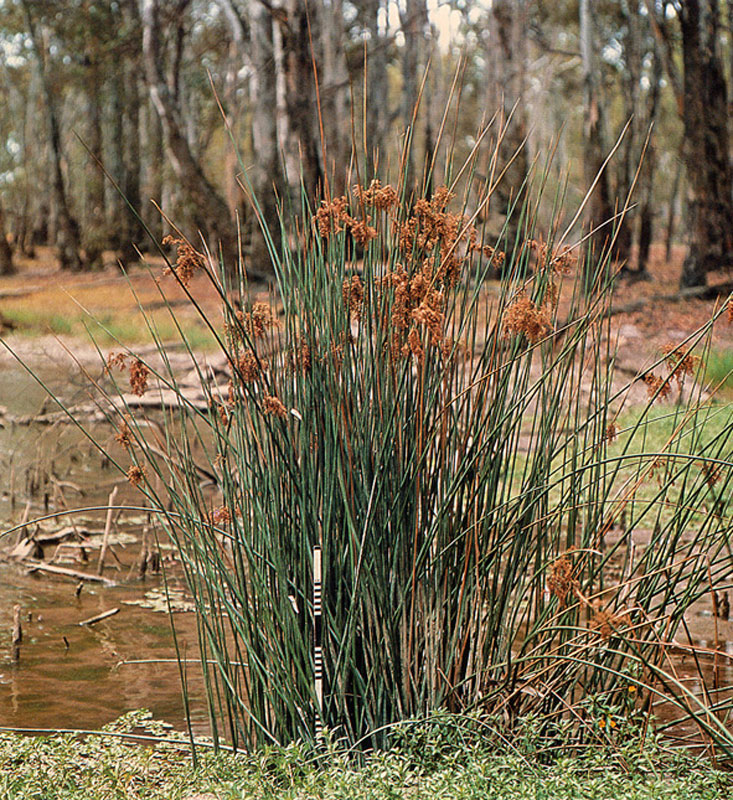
[11, 604, 22, 662]
[79, 607, 120, 627]
[97, 486, 119, 576]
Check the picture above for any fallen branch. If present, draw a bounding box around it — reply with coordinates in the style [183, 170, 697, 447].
[79, 607, 120, 626]
[22, 560, 116, 585]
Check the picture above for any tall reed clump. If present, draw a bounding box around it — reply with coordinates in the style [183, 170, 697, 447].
[48, 143, 733, 755]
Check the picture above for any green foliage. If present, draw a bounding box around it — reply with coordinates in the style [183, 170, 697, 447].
[0, 711, 731, 800]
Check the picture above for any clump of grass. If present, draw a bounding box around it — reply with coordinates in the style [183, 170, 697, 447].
[6, 123, 733, 759]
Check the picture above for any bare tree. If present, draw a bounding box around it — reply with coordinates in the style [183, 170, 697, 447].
[22, 0, 84, 271]
[141, 0, 237, 267]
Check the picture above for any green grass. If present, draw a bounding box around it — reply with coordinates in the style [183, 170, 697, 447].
[704, 348, 733, 397]
[3, 306, 217, 349]
[1, 712, 730, 799]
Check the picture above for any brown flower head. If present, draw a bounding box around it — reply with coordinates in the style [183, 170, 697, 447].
[107, 351, 127, 373]
[662, 343, 699, 389]
[405, 327, 424, 363]
[342, 275, 365, 320]
[644, 373, 671, 401]
[502, 293, 552, 344]
[162, 235, 205, 288]
[547, 555, 579, 609]
[238, 351, 262, 382]
[263, 394, 288, 419]
[210, 506, 232, 525]
[115, 419, 134, 449]
[291, 335, 312, 374]
[315, 196, 352, 238]
[481, 246, 506, 271]
[605, 422, 617, 444]
[126, 464, 147, 487]
[700, 461, 723, 488]
[244, 302, 277, 340]
[589, 605, 630, 640]
[129, 359, 149, 397]
[354, 179, 399, 211]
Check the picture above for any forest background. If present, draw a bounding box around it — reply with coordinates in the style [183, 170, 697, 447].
[0, 0, 732, 291]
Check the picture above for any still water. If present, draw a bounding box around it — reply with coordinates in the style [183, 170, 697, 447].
[0, 361, 208, 735]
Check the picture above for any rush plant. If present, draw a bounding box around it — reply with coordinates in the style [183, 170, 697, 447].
[7, 127, 733, 757]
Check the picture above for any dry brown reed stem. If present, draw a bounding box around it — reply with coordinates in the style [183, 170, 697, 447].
[97, 485, 119, 575]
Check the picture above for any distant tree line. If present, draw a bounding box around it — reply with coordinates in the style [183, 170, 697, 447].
[0, 0, 731, 288]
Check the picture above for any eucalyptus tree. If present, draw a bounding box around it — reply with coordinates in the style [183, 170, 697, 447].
[646, 0, 733, 287]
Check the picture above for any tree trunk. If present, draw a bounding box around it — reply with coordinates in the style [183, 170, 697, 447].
[399, 0, 428, 196]
[22, 1, 84, 271]
[636, 43, 663, 276]
[84, 58, 107, 269]
[486, 0, 530, 265]
[0, 204, 14, 276]
[141, 98, 164, 243]
[580, 0, 614, 273]
[250, 3, 285, 270]
[142, 0, 237, 269]
[364, 0, 389, 179]
[678, 0, 733, 287]
[274, 0, 324, 208]
[319, 0, 349, 196]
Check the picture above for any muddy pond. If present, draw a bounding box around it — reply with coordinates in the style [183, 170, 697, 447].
[0, 358, 208, 736]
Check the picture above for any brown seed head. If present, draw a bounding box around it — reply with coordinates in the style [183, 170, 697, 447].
[662, 343, 699, 389]
[589, 606, 630, 640]
[547, 555, 578, 609]
[238, 351, 261, 382]
[314, 196, 352, 238]
[349, 219, 377, 247]
[115, 419, 134, 449]
[644, 373, 671, 401]
[502, 293, 552, 344]
[126, 464, 147, 487]
[210, 506, 232, 525]
[162, 235, 205, 288]
[263, 394, 288, 419]
[129, 359, 149, 397]
[354, 179, 399, 211]
[342, 275, 365, 320]
[107, 351, 127, 373]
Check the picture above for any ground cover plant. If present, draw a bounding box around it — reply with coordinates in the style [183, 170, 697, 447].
[5, 124, 733, 762]
[2, 710, 733, 799]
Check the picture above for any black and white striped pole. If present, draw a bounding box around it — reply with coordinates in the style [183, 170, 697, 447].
[313, 544, 323, 740]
